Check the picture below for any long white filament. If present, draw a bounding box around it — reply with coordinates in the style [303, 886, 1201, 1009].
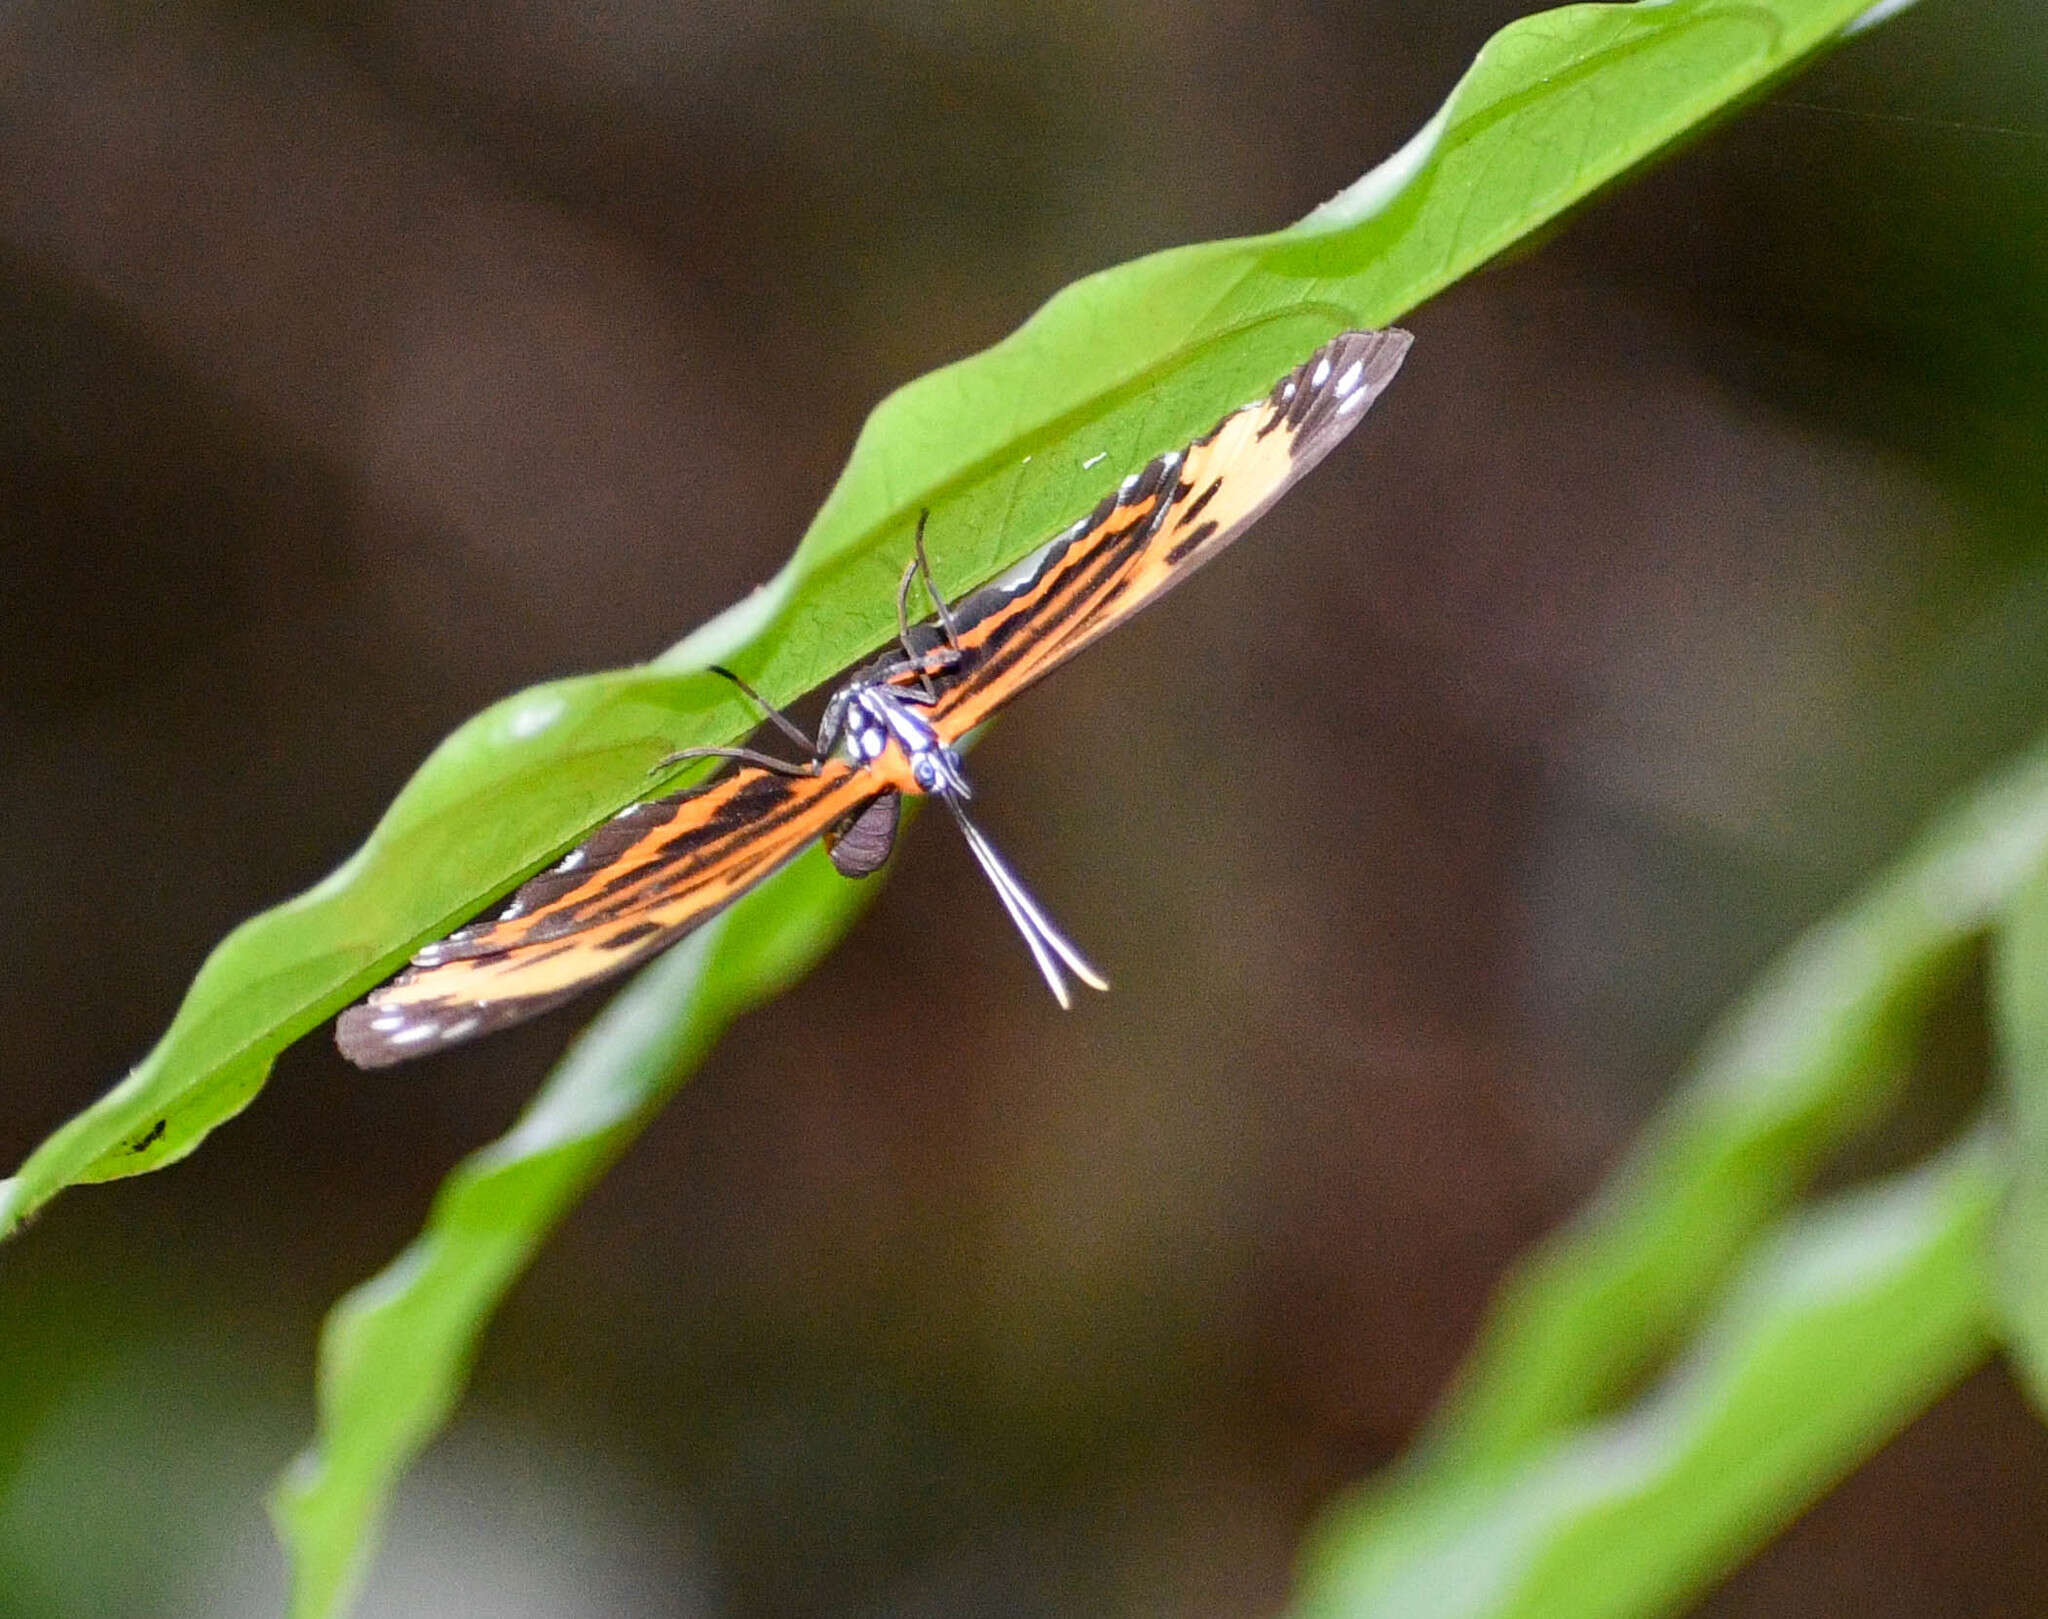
[940, 794, 1108, 1007]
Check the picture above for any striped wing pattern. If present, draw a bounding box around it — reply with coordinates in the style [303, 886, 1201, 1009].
[335, 327, 1410, 1067]
[921, 328, 1410, 739]
[335, 759, 904, 1064]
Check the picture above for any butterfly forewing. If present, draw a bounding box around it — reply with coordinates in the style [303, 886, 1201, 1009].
[921, 328, 1409, 740]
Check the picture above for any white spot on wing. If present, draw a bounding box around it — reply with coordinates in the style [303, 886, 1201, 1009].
[1312, 355, 1332, 387]
[440, 1017, 482, 1040]
[390, 1024, 437, 1046]
[371, 1015, 407, 1032]
[1336, 359, 1364, 396]
[556, 848, 587, 872]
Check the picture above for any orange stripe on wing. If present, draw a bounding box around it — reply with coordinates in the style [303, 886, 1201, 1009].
[334, 757, 900, 1066]
[924, 328, 1410, 741]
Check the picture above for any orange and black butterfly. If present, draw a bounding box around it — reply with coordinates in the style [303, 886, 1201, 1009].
[337, 328, 1412, 1066]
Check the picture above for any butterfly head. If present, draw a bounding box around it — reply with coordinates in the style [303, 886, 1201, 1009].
[908, 740, 969, 799]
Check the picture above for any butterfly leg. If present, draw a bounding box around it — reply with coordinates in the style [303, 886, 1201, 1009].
[912, 510, 963, 651]
[893, 653, 955, 707]
[897, 509, 965, 700]
[894, 558, 942, 701]
[652, 743, 822, 777]
[651, 666, 825, 775]
[869, 645, 961, 704]
[707, 663, 818, 752]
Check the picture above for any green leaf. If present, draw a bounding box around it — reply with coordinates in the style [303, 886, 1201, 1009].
[269, 842, 876, 1619]
[0, 0, 1911, 1227]
[1294, 1133, 2002, 1619]
[1357, 733, 2048, 1502]
[1991, 854, 2048, 1408]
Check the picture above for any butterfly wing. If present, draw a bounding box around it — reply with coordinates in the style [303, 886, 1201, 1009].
[825, 790, 902, 877]
[925, 327, 1410, 740]
[335, 758, 897, 1067]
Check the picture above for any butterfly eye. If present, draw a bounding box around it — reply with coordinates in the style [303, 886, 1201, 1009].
[911, 754, 941, 792]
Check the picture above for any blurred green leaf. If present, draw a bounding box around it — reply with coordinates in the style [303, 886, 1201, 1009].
[0, 0, 1908, 1234]
[1338, 734, 2048, 1514]
[1293, 726, 2048, 1614]
[1294, 1132, 2002, 1619]
[270, 843, 876, 1619]
[1992, 854, 2048, 1409]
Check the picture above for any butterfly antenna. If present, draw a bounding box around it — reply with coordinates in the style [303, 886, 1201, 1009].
[938, 794, 1107, 1007]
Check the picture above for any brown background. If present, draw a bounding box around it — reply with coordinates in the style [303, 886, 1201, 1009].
[4, 1, 2048, 1614]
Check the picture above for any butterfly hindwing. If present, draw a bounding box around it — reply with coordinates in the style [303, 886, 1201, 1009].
[825, 791, 902, 877]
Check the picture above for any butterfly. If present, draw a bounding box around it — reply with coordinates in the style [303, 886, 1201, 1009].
[336, 327, 1412, 1066]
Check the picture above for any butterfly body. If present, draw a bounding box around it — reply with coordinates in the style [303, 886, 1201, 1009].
[336, 327, 1411, 1067]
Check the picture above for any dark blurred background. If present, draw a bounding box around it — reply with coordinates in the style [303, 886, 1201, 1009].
[5, 1, 2048, 1614]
